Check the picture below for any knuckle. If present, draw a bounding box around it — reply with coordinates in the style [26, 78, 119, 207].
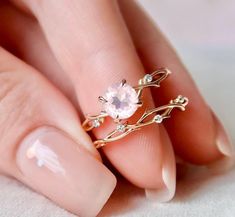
[0, 69, 39, 165]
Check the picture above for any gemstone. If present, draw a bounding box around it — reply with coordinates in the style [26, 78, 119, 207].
[177, 95, 185, 103]
[103, 82, 139, 119]
[154, 114, 163, 123]
[144, 74, 153, 83]
[92, 119, 101, 128]
[116, 123, 126, 132]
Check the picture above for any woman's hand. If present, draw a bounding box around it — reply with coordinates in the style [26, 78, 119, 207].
[0, 0, 233, 216]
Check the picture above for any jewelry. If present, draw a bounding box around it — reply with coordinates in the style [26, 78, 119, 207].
[82, 68, 189, 148]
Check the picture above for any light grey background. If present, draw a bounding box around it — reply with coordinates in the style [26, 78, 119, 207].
[0, 0, 235, 217]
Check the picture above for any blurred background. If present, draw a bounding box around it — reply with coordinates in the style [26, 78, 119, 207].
[0, 1, 234, 217]
[100, 1, 235, 216]
[138, 0, 235, 143]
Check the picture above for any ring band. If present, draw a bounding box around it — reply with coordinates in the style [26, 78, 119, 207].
[82, 68, 189, 148]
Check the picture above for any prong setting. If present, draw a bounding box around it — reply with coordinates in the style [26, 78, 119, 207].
[144, 74, 153, 83]
[98, 96, 108, 103]
[116, 123, 126, 132]
[154, 114, 163, 123]
[82, 68, 189, 148]
[136, 101, 143, 107]
[121, 79, 127, 86]
[92, 119, 101, 128]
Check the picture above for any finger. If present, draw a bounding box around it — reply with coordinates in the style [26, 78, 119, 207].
[118, 0, 234, 165]
[146, 126, 176, 202]
[0, 47, 116, 216]
[0, 2, 77, 106]
[20, 0, 176, 199]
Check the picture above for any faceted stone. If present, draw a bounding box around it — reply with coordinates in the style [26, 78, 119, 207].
[144, 74, 153, 83]
[154, 114, 163, 123]
[92, 119, 101, 128]
[103, 82, 139, 119]
[116, 123, 126, 132]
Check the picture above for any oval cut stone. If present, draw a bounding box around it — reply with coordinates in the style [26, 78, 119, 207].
[103, 82, 138, 119]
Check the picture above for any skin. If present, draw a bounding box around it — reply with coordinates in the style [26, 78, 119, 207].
[0, 0, 233, 216]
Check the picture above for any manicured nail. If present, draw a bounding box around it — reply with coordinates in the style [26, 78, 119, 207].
[17, 127, 116, 216]
[213, 114, 234, 157]
[145, 129, 176, 202]
[145, 164, 176, 202]
[208, 112, 235, 173]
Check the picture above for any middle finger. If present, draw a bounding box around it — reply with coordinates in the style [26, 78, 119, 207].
[21, 0, 175, 197]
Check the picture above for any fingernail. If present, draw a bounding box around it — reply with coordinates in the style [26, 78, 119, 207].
[208, 112, 235, 173]
[17, 127, 116, 216]
[145, 129, 176, 202]
[145, 164, 176, 203]
[213, 114, 234, 157]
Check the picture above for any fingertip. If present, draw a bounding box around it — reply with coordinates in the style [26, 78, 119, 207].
[17, 127, 116, 216]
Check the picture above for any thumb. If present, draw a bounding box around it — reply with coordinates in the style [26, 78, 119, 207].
[0, 47, 116, 217]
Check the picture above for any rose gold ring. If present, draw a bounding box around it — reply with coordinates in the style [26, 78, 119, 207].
[82, 68, 189, 148]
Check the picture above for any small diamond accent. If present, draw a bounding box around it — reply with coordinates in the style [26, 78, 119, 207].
[154, 115, 163, 123]
[116, 124, 126, 132]
[92, 119, 101, 128]
[178, 95, 185, 103]
[144, 74, 153, 83]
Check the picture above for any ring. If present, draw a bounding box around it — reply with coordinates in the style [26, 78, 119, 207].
[82, 68, 189, 148]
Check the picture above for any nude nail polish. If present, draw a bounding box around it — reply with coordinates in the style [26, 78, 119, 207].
[208, 112, 235, 173]
[145, 128, 176, 202]
[214, 115, 234, 157]
[145, 160, 176, 203]
[17, 127, 116, 216]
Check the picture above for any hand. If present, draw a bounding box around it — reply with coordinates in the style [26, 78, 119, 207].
[0, 1, 233, 216]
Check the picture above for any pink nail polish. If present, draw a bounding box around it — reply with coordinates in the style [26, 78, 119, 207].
[17, 127, 116, 216]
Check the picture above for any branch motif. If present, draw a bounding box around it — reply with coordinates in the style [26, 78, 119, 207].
[82, 68, 171, 131]
[82, 68, 189, 148]
[94, 95, 188, 148]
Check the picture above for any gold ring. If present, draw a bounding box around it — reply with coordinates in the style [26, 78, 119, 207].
[82, 68, 189, 148]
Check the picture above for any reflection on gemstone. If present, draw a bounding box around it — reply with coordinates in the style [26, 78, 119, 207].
[92, 119, 101, 128]
[144, 74, 153, 83]
[26, 140, 65, 175]
[103, 82, 138, 119]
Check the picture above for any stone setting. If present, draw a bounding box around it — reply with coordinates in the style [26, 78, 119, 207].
[92, 119, 101, 128]
[103, 82, 139, 119]
[116, 123, 126, 132]
[144, 74, 153, 83]
[154, 114, 163, 123]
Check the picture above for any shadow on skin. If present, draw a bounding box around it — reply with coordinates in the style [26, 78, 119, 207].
[98, 177, 144, 217]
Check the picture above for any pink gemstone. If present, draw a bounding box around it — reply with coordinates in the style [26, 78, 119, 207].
[103, 82, 139, 119]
